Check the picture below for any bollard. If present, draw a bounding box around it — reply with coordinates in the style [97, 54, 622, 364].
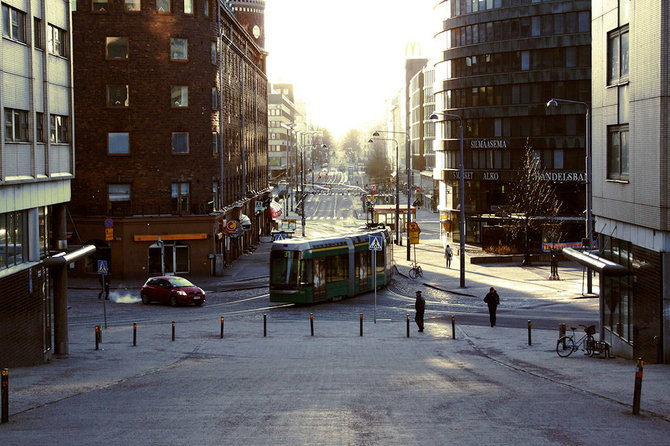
[220, 316, 224, 339]
[310, 313, 314, 337]
[360, 313, 363, 337]
[95, 325, 101, 350]
[406, 314, 410, 338]
[263, 314, 267, 337]
[632, 357, 644, 415]
[171, 321, 175, 341]
[451, 316, 456, 340]
[528, 320, 532, 346]
[133, 323, 137, 347]
[559, 323, 566, 349]
[1, 368, 8, 423]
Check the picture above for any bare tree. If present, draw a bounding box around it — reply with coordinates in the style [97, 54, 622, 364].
[509, 139, 563, 265]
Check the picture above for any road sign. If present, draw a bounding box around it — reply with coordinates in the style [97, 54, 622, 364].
[105, 227, 114, 241]
[104, 218, 114, 228]
[408, 222, 420, 233]
[369, 234, 383, 251]
[97, 260, 108, 275]
[274, 232, 286, 241]
[409, 231, 420, 245]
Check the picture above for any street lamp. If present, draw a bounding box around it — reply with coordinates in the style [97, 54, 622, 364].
[546, 98, 593, 293]
[368, 136, 400, 245]
[372, 130, 412, 261]
[429, 112, 466, 288]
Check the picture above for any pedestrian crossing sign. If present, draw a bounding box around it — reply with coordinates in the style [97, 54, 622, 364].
[369, 234, 383, 251]
[97, 260, 108, 275]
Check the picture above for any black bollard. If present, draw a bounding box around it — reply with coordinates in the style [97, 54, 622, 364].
[528, 320, 532, 346]
[310, 313, 314, 336]
[360, 313, 363, 337]
[133, 323, 137, 347]
[171, 321, 175, 341]
[220, 316, 224, 339]
[632, 357, 644, 415]
[451, 316, 456, 340]
[406, 314, 410, 338]
[1, 368, 8, 423]
[559, 323, 566, 349]
[95, 325, 100, 350]
[264, 314, 267, 337]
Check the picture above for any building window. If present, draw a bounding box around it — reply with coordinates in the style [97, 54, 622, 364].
[47, 24, 67, 57]
[183, 0, 193, 14]
[170, 38, 187, 60]
[172, 132, 189, 154]
[4, 108, 29, 142]
[2, 4, 26, 43]
[0, 211, 28, 269]
[124, 0, 140, 11]
[107, 85, 129, 107]
[608, 26, 629, 85]
[36, 112, 44, 142]
[203, 0, 208, 16]
[34, 18, 43, 49]
[108, 132, 129, 154]
[109, 184, 130, 201]
[50, 114, 69, 143]
[607, 125, 629, 181]
[212, 131, 218, 154]
[106, 37, 128, 59]
[211, 87, 218, 109]
[92, 0, 108, 11]
[171, 183, 190, 214]
[156, 0, 170, 12]
[171, 86, 188, 107]
[210, 41, 216, 64]
[521, 51, 530, 71]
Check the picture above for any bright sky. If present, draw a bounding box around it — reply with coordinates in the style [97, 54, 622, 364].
[265, 0, 438, 139]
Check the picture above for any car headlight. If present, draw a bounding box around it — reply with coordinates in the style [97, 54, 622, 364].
[176, 290, 187, 296]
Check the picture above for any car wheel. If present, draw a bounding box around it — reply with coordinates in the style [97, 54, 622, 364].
[170, 295, 178, 307]
[141, 293, 150, 305]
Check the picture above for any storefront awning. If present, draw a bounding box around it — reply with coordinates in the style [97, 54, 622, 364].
[562, 248, 628, 276]
[270, 201, 283, 218]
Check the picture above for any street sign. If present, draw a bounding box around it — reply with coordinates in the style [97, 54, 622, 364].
[409, 231, 420, 245]
[105, 227, 114, 241]
[274, 232, 286, 241]
[104, 218, 114, 228]
[97, 260, 108, 275]
[408, 222, 420, 233]
[255, 201, 264, 213]
[369, 234, 383, 251]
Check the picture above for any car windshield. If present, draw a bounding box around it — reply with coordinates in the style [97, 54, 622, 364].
[168, 277, 195, 287]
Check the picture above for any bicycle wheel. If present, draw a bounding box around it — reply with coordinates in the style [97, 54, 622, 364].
[409, 268, 417, 279]
[556, 336, 575, 357]
[585, 336, 595, 357]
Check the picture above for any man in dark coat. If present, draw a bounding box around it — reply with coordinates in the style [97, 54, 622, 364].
[415, 290, 425, 332]
[484, 287, 500, 327]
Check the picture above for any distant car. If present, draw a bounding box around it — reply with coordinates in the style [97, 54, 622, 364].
[140, 276, 206, 306]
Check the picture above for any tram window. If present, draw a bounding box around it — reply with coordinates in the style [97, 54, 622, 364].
[300, 260, 312, 285]
[270, 251, 300, 286]
[327, 254, 348, 282]
[376, 250, 384, 273]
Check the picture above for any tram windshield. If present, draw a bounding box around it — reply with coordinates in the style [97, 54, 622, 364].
[270, 250, 301, 286]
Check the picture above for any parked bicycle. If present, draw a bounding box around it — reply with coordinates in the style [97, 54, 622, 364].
[556, 324, 598, 357]
[408, 262, 423, 279]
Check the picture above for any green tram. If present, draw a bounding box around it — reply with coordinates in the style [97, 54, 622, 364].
[270, 227, 393, 304]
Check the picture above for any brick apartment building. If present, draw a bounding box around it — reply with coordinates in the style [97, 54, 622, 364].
[70, 0, 270, 279]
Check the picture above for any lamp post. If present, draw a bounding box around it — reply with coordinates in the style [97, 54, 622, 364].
[429, 112, 466, 288]
[372, 130, 412, 261]
[546, 98, 593, 294]
[368, 136, 400, 245]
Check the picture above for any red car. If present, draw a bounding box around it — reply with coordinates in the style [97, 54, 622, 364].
[140, 276, 205, 306]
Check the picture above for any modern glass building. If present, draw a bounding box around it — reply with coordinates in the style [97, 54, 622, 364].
[433, 0, 592, 249]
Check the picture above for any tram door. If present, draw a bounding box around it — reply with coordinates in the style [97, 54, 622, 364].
[357, 252, 369, 292]
[313, 258, 326, 301]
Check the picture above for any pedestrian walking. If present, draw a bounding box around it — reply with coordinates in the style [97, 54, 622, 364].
[415, 290, 425, 332]
[484, 287, 500, 327]
[444, 244, 453, 268]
